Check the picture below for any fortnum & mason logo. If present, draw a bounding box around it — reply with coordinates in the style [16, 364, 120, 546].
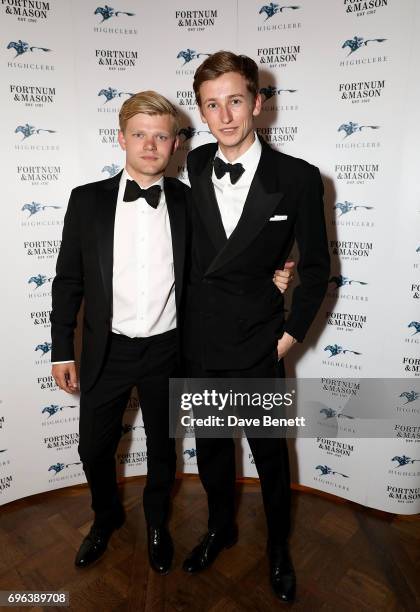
[175, 9, 218, 31]
[30, 309, 51, 328]
[334, 163, 379, 184]
[9, 84, 56, 107]
[330, 239, 373, 261]
[257, 45, 300, 68]
[2, 0, 51, 22]
[326, 310, 367, 332]
[24, 239, 61, 260]
[176, 90, 196, 112]
[343, 0, 389, 17]
[338, 79, 385, 104]
[317, 438, 354, 458]
[95, 48, 138, 70]
[17, 165, 61, 185]
[256, 126, 298, 146]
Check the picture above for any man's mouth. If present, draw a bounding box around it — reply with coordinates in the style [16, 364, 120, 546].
[220, 127, 237, 134]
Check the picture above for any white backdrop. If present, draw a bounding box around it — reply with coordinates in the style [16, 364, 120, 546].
[1, 0, 419, 514]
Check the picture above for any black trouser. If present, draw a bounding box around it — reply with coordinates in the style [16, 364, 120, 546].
[186, 352, 291, 545]
[78, 329, 177, 528]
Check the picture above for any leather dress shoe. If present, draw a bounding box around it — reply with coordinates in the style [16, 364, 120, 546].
[182, 525, 238, 573]
[147, 526, 174, 574]
[269, 545, 296, 603]
[74, 511, 125, 568]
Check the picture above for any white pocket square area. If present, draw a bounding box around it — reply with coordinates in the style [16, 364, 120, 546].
[269, 214, 288, 221]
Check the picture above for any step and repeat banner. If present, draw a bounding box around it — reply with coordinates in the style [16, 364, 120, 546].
[1, 0, 419, 514]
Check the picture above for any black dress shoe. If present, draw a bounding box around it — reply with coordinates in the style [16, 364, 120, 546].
[182, 525, 238, 573]
[147, 526, 174, 574]
[269, 545, 296, 603]
[74, 512, 125, 568]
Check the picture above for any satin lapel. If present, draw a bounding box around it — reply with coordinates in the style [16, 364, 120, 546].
[205, 143, 284, 276]
[194, 154, 227, 252]
[164, 178, 185, 310]
[95, 171, 121, 305]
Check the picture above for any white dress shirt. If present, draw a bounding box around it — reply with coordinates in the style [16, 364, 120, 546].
[212, 133, 262, 238]
[111, 169, 176, 337]
[52, 169, 176, 363]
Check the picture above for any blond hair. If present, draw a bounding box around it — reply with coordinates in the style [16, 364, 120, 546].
[119, 90, 180, 135]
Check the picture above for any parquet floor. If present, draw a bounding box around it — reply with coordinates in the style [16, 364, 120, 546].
[0, 477, 419, 611]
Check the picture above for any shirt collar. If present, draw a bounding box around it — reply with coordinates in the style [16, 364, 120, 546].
[121, 168, 164, 191]
[216, 132, 261, 170]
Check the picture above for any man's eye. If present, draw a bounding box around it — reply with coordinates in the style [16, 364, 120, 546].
[207, 103, 217, 109]
[158, 135, 168, 141]
[231, 98, 241, 105]
[133, 133, 144, 138]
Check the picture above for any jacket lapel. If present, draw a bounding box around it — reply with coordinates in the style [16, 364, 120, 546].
[193, 150, 228, 252]
[164, 177, 186, 310]
[95, 171, 121, 305]
[205, 140, 284, 276]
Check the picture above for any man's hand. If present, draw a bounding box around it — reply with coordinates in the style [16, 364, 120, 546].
[273, 260, 295, 293]
[52, 363, 79, 394]
[276, 332, 297, 360]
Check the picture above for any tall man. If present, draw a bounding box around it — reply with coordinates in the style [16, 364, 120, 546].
[50, 91, 188, 574]
[182, 52, 330, 602]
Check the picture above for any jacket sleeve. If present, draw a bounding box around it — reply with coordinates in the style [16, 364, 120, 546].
[283, 165, 330, 342]
[50, 188, 84, 361]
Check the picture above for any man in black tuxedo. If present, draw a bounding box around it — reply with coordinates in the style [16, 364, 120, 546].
[50, 91, 188, 574]
[181, 52, 330, 602]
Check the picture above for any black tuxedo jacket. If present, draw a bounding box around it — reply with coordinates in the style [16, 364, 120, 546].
[183, 137, 330, 370]
[51, 171, 188, 392]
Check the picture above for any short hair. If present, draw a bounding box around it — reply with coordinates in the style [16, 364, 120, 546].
[193, 51, 259, 107]
[118, 90, 180, 135]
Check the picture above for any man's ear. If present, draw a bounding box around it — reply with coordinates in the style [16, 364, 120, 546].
[252, 93, 262, 118]
[172, 135, 180, 154]
[118, 129, 126, 151]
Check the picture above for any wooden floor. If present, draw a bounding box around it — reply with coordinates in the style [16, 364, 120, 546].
[0, 477, 419, 612]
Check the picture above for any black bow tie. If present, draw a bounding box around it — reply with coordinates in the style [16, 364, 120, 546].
[123, 180, 162, 209]
[213, 156, 245, 185]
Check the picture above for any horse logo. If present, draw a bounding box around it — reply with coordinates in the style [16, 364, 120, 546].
[102, 164, 120, 177]
[324, 344, 362, 358]
[178, 127, 212, 141]
[259, 3, 300, 21]
[35, 342, 52, 356]
[338, 122, 380, 138]
[184, 448, 197, 460]
[94, 5, 135, 22]
[334, 201, 374, 216]
[399, 391, 420, 405]
[259, 86, 297, 101]
[342, 36, 386, 56]
[416, 246, 420, 253]
[28, 274, 53, 289]
[316, 464, 349, 478]
[7, 40, 51, 58]
[176, 49, 210, 65]
[392, 455, 420, 468]
[98, 87, 133, 103]
[328, 275, 367, 288]
[22, 202, 61, 216]
[319, 407, 354, 420]
[48, 462, 81, 475]
[15, 124, 56, 140]
[42, 404, 78, 418]
[408, 321, 420, 336]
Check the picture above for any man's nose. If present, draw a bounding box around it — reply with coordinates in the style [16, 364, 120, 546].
[220, 104, 233, 123]
[143, 135, 156, 149]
